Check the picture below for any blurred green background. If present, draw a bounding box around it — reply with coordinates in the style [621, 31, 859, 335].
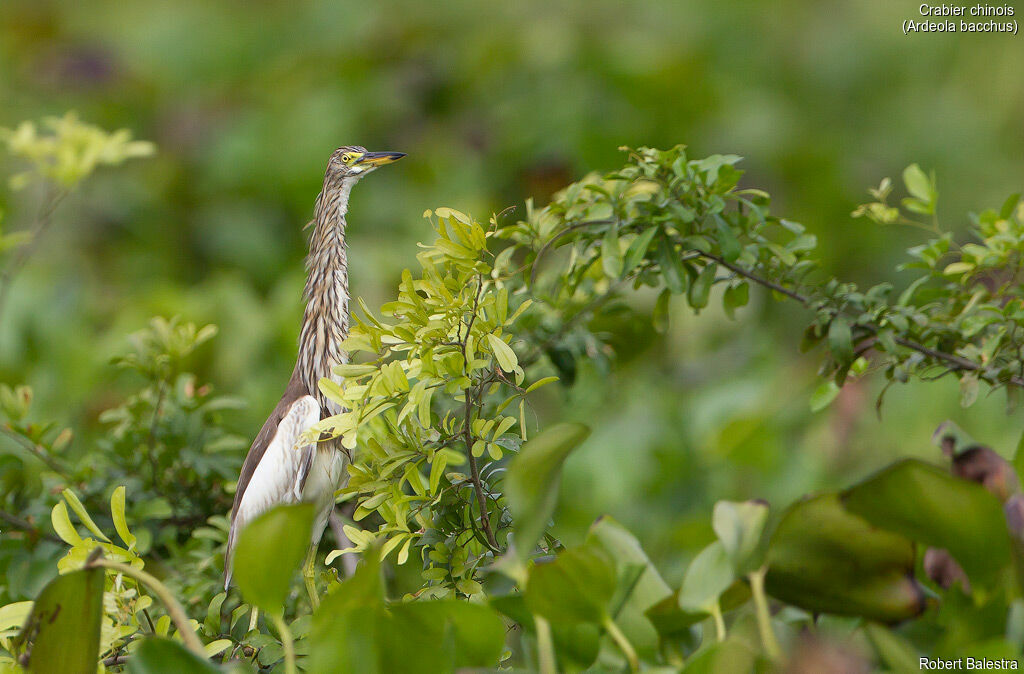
[2, 0, 1024, 583]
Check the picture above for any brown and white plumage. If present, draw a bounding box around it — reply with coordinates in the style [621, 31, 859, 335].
[225, 146, 405, 588]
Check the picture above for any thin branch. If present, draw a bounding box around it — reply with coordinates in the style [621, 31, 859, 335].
[530, 219, 616, 285]
[0, 426, 72, 477]
[694, 250, 1024, 388]
[0, 509, 61, 543]
[459, 275, 499, 551]
[0, 186, 69, 319]
[699, 251, 810, 305]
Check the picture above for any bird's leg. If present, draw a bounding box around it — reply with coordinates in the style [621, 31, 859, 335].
[302, 544, 320, 610]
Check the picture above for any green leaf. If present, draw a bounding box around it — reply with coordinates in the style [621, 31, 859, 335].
[310, 551, 504, 673]
[602, 224, 623, 278]
[712, 214, 741, 263]
[864, 622, 921, 673]
[688, 263, 716, 311]
[111, 485, 137, 550]
[486, 334, 518, 374]
[50, 501, 83, 546]
[827, 316, 854, 363]
[587, 516, 672, 658]
[843, 459, 1012, 588]
[62, 488, 110, 543]
[809, 380, 841, 412]
[765, 493, 925, 622]
[231, 503, 315, 614]
[653, 288, 671, 334]
[658, 236, 688, 295]
[127, 638, 220, 674]
[525, 545, 617, 624]
[722, 282, 749, 319]
[678, 541, 734, 614]
[385, 601, 506, 671]
[712, 500, 769, 575]
[682, 638, 757, 674]
[1000, 193, 1021, 220]
[505, 422, 590, 561]
[16, 567, 104, 673]
[902, 164, 933, 204]
[623, 226, 659, 275]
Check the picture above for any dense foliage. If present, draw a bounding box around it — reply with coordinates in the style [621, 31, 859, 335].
[4, 117, 1024, 672]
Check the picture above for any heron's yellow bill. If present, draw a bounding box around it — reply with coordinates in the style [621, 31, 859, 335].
[355, 151, 406, 167]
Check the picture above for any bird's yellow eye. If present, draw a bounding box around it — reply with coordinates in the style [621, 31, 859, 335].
[341, 153, 354, 164]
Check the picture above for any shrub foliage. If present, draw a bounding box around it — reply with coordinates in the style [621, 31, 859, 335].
[2, 119, 1024, 672]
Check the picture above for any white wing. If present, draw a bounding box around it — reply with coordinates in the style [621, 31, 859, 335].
[225, 395, 319, 587]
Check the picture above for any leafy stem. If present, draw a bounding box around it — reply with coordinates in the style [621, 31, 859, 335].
[86, 550, 206, 658]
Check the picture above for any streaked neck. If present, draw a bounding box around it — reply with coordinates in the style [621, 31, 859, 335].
[298, 178, 353, 411]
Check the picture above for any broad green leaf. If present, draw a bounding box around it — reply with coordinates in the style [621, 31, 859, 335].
[712, 214, 741, 262]
[16, 567, 104, 673]
[827, 316, 854, 363]
[127, 638, 220, 674]
[505, 422, 590, 561]
[679, 541, 733, 614]
[587, 516, 671, 658]
[231, 503, 315, 614]
[712, 500, 769, 575]
[658, 236, 688, 294]
[843, 459, 1012, 587]
[902, 164, 933, 204]
[111, 485, 136, 549]
[525, 545, 617, 625]
[310, 551, 503, 673]
[688, 262, 716, 311]
[602, 224, 623, 278]
[682, 637, 757, 674]
[722, 281, 748, 319]
[384, 601, 506, 671]
[809, 380, 841, 412]
[623, 226, 659, 275]
[766, 494, 924, 622]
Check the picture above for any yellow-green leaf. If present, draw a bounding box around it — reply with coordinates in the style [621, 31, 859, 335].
[111, 486, 136, 550]
[62, 489, 110, 543]
[487, 334, 518, 373]
[51, 502, 83, 546]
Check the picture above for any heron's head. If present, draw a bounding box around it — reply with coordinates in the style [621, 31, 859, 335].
[326, 145, 405, 182]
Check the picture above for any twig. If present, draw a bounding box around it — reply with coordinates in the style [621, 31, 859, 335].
[459, 275, 499, 550]
[530, 219, 616, 285]
[0, 186, 68, 320]
[694, 250, 1024, 388]
[0, 426, 72, 477]
[0, 509, 62, 543]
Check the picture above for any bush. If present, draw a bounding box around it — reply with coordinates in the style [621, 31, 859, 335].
[4, 118, 1024, 672]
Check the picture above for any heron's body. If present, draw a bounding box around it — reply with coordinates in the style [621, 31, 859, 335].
[224, 147, 404, 592]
